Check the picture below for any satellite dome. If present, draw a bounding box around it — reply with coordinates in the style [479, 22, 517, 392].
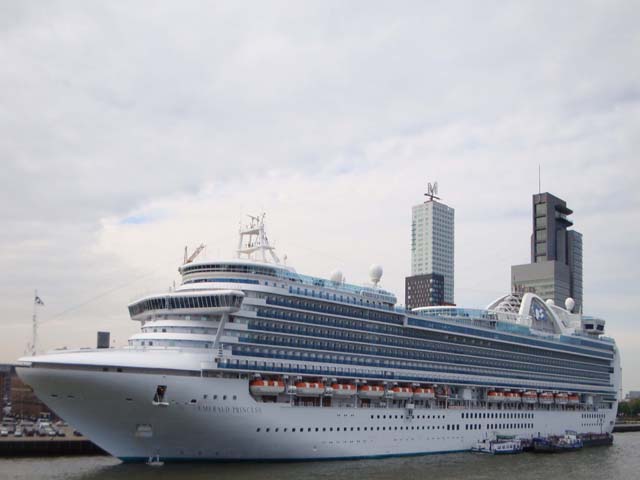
[545, 299, 555, 307]
[565, 297, 576, 312]
[330, 270, 344, 284]
[369, 264, 383, 286]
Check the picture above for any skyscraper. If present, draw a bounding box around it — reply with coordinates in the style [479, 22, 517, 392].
[511, 192, 583, 311]
[405, 185, 455, 308]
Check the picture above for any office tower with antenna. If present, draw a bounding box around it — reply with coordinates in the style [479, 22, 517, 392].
[511, 192, 583, 311]
[405, 183, 455, 309]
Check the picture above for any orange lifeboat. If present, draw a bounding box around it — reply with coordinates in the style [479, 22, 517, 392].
[295, 382, 325, 396]
[568, 394, 580, 405]
[391, 387, 413, 400]
[487, 391, 504, 403]
[413, 386, 436, 400]
[555, 392, 569, 405]
[504, 392, 522, 403]
[522, 391, 538, 404]
[249, 379, 285, 395]
[358, 385, 385, 399]
[331, 383, 357, 397]
[539, 392, 554, 405]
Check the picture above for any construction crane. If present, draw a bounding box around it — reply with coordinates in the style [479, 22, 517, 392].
[183, 243, 206, 264]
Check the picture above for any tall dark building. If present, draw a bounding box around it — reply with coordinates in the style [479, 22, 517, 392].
[512, 192, 583, 311]
[405, 273, 445, 310]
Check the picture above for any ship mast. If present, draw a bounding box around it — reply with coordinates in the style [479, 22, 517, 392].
[236, 214, 280, 264]
[31, 290, 44, 356]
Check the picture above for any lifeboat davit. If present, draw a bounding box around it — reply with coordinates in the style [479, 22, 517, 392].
[504, 392, 522, 403]
[539, 392, 554, 405]
[358, 385, 385, 399]
[413, 387, 436, 400]
[436, 386, 450, 399]
[331, 383, 357, 396]
[522, 391, 538, 404]
[391, 387, 413, 400]
[295, 382, 325, 396]
[555, 392, 569, 405]
[249, 379, 285, 395]
[487, 391, 504, 403]
[568, 394, 580, 405]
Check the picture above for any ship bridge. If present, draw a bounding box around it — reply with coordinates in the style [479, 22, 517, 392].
[127, 290, 244, 320]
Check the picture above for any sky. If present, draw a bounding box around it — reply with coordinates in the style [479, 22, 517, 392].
[0, 1, 638, 393]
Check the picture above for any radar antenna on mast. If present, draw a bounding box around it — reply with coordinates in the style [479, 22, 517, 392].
[237, 213, 280, 264]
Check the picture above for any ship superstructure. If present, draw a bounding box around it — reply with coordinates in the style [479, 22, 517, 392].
[16, 216, 621, 462]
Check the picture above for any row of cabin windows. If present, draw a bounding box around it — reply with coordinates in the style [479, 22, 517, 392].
[582, 412, 605, 418]
[463, 411, 533, 419]
[131, 339, 212, 348]
[256, 424, 457, 434]
[237, 338, 610, 387]
[257, 305, 611, 371]
[231, 345, 610, 388]
[265, 295, 613, 361]
[466, 423, 533, 430]
[183, 278, 260, 285]
[181, 263, 283, 278]
[371, 414, 444, 420]
[288, 286, 391, 309]
[247, 320, 609, 381]
[267, 296, 402, 326]
[141, 326, 217, 335]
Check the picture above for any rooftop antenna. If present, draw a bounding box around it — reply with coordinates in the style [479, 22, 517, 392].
[424, 181, 440, 202]
[538, 165, 541, 194]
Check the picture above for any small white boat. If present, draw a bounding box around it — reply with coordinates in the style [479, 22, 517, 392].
[472, 436, 523, 455]
[146, 454, 164, 466]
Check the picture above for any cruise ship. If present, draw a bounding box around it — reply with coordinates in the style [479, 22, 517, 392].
[17, 215, 621, 462]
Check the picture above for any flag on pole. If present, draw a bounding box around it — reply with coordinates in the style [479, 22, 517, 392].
[34, 295, 44, 306]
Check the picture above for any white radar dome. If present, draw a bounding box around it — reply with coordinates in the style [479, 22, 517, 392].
[369, 264, 383, 286]
[330, 270, 344, 284]
[545, 299, 555, 307]
[565, 297, 575, 312]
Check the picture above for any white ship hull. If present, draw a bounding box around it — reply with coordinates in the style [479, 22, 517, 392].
[16, 218, 620, 462]
[17, 363, 616, 462]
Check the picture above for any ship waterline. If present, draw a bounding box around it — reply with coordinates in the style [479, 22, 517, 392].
[16, 215, 620, 461]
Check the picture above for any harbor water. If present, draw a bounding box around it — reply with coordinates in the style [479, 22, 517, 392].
[1, 432, 639, 480]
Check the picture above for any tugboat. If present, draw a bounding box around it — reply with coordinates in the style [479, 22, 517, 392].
[533, 431, 583, 453]
[472, 435, 523, 455]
